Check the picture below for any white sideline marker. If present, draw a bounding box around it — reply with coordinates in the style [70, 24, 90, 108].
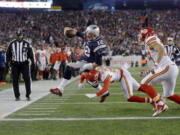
[14, 113, 50, 116]
[21, 110, 55, 113]
[0, 117, 180, 121]
[28, 108, 57, 110]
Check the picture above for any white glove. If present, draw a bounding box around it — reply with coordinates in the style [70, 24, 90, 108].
[85, 93, 97, 98]
[78, 83, 84, 89]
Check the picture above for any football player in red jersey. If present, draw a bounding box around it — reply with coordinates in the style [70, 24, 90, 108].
[79, 67, 154, 105]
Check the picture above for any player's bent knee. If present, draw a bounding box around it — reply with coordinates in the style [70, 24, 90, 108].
[63, 66, 72, 80]
[166, 94, 174, 99]
[127, 96, 133, 102]
[138, 84, 149, 92]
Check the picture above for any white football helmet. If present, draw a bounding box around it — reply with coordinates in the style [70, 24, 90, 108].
[85, 25, 100, 37]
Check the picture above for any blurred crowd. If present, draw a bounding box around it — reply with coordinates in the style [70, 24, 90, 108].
[0, 9, 179, 55]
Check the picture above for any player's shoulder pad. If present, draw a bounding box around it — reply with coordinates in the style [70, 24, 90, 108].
[145, 36, 161, 46]
[93, 40, 107, 52]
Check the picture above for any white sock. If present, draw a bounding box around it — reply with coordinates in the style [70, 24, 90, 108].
[157, 101, 164, 105]
[149, 98, 153, 103]
[57, 78, 69, 92]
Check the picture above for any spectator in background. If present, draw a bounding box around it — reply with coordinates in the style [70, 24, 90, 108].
[36, 46, 48, 80]
[0, 46, 6, 86]
[50, 47, 59, 80]
[58, 47, 68, 78]
[141, 56, 147, 67]
[1, 10, 180, 55]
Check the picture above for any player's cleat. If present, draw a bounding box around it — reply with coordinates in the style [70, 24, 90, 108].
[152, 104, 168, 117]
[15, 97, 20, 101]
[50, 88, 63, 96]
[99, 92, 110, 103]
[26, 96, 31, 101]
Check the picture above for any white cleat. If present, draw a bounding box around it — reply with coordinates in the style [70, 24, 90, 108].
[152, 104, 169, 117]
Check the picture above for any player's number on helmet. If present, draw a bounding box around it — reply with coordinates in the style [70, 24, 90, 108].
[84, 45, 90, 57]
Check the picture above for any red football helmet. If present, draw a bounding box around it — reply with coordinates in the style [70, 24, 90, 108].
[87, 69, 100, 82]
[138, 27, 156, 42]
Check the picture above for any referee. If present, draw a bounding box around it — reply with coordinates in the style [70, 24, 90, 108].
[6, 30, 35, 101]
[164, 37, 180, 62]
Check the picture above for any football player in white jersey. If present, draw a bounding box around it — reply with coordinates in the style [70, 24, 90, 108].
[36, 46, 48, 80]
[138, 27, 180, 116]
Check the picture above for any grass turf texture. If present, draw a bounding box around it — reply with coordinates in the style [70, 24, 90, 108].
[0, 67, 180, 135]
[0, 83, 11, 91]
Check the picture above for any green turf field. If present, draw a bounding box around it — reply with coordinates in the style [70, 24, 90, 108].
[0, 67, 180, 135]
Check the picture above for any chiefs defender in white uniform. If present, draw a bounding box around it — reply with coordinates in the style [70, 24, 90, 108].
[139, 27, 180, 116]
[79, 66, 155, 106]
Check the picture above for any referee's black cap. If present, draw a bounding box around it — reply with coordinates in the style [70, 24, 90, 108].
[16, 29, 24, 41]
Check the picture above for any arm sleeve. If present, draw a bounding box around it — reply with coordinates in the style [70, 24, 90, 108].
[94, 40, 109, 65]
[94, 39, 109, 56]
[175, 47, 180, 54]
[80, 73, 88, 83]
[27, 44, 35, 64]
[6, 43, 12, 64]
[96, 75, 111, 96]
[76, 32, 84, 39]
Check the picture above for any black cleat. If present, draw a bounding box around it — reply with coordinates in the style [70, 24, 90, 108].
[26, 97, 31, 101]
[99, 92, 110, 103]
[15, 97, 20, 101]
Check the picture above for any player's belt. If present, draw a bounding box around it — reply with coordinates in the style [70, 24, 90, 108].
[119, 69, 123, 81]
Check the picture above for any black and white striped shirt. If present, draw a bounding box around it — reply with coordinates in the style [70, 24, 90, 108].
[164, 44, 180, 62]
[6, 39, 34, 64]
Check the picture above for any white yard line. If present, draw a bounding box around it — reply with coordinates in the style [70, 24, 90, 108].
[41, 98, 69, 102]
[14, 113, 50, 116]
[34, 101, 175, 105]
[20, 110, 55, 113]
[64, 87, 180, 91]
[0, 117, 180, 121]
[27, 108, 57, 110]
[47, 92, 180, 96]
